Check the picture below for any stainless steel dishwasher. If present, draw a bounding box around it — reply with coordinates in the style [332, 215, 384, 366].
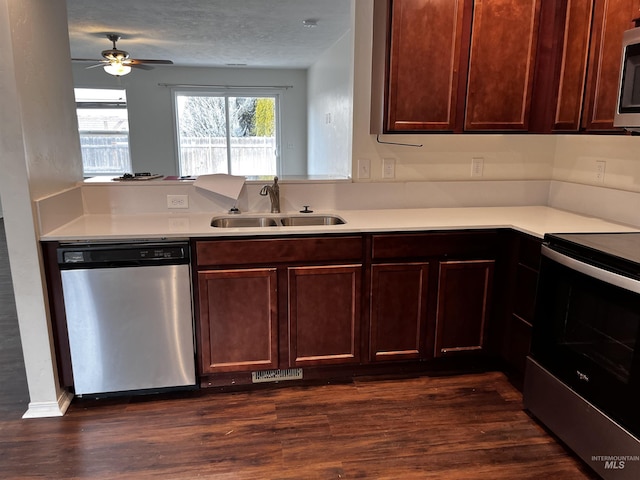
[57, 241, 196, 396]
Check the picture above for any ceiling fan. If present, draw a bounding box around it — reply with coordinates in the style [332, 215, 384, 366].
[72, 34, 173, 76]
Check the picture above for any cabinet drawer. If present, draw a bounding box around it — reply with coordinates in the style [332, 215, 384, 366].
[505, 314, 532, 378]
[513, 264, 539, 323]
[196, 236, 363, 266]
[372, 231, 498, 260]
[518, 234, 542, 271]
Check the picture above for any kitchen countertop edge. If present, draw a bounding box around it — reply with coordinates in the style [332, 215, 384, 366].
[38, 206, 640, 242]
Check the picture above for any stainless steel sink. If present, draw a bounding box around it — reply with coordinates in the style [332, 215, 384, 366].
[280, 215, 345, 226]
[210, 216, 279, 228]
[211, 214, 346, 228]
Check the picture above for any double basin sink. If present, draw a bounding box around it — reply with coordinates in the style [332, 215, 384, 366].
[211, 214, 345, 228]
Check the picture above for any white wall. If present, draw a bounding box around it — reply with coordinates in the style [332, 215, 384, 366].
[72, 64, 308, 177]
[307, 30, 353, 178]
[0, 0, 81, 416]
[553, 135, 640, 193]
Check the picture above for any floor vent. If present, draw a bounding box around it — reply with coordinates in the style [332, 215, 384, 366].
[252, 368, 303, 383]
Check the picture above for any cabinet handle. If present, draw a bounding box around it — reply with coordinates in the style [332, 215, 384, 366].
[576, 370, 590, 382]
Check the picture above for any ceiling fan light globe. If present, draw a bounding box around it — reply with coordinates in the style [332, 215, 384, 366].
[103, 63, 131, 76]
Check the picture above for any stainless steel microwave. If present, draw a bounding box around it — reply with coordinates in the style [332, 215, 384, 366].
[615, 28, 640, 131]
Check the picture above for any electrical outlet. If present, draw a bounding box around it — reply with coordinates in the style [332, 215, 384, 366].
[167, 194, 189, 209]
[382, 158, 396, 179]
[358, 158, 371, 179]
[595, 160, 606, 183]
[471, 157, 484, 177]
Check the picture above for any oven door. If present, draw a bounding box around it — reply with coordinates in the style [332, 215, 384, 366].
[531, 246, 640, 437]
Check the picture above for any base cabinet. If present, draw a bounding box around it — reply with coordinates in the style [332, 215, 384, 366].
[194, 236, 364, 381]
[369, 231, 499, 363]
[501, 232, 542, 388]
[289, 265, 362, 367]
[369, 263, 430, 361]
[434, 260, 494, 357]
[197, 268, 278, 374]
[193, 230, 512, 387]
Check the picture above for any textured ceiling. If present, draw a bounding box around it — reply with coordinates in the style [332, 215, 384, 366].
[66, 0, 352, 69]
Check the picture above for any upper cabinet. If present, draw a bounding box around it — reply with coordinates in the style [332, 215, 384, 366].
[464, 0, 541, 131]
[534, 0, 640, 132]
[385, 0, 470, 131]
[582, 0, 640, 130]
[374, 0, 640, 134]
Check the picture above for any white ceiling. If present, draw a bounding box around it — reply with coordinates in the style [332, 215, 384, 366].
[66, 0, 352, 69]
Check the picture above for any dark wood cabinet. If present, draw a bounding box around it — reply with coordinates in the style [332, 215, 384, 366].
[581, 0, 640, 131]
[194, 236, 364, 380]
[501, 232, 542, 388]
[380, 0, 541, 132]
[197, 268, 278, 374]
[289, 265, 362, 367]
[464, 0, 541, 131]
[434, 260, 494, 356]
[370, 230, 499, 362]
[549, 0, 595, 131]
[385, 0, 470, 131]
[369, 263, 430, 361]
[540, 0, 639, 132]
[377, 0, 639, 134]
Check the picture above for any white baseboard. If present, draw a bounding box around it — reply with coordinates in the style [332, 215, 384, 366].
[22, 390, 73, 419]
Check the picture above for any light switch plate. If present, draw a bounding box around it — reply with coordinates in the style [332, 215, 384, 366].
[358, 158, 371, 179]
[595, 160, 606, 183]
[382, 158, 395, 179]
[471, 157, 484, 177]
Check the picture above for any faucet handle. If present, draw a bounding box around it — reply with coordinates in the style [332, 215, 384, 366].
[300, 205, 313, 213]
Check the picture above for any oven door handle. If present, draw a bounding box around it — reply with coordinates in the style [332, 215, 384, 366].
[542, 245, 640, 294]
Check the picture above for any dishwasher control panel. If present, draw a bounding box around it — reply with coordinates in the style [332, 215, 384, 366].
[57, 241, 190, 267]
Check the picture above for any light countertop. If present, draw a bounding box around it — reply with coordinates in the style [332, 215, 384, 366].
[39, 206, 639, 242]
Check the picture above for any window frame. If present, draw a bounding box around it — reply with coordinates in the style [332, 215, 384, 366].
[74, 87, 132, 176]
[172, 88, 282, 177]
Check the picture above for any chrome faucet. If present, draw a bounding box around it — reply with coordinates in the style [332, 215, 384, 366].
[259, 176, 280, 213]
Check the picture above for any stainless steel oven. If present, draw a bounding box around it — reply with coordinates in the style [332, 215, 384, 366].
[524, 232, 640, 480]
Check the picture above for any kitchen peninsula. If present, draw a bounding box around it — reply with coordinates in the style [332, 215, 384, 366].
[37, 178, 639, 397]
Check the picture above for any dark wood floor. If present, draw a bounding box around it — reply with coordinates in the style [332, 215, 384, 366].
[0, 220, 598, 479]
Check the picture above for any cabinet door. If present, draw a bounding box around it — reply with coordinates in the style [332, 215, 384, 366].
[434, 260, 494, 357]
[386, 0, 469, 131]
[582, 0, 640, 130]
[504, 233, 541, 386]
[370, 263, 430, 362]
[464, 0, 541, 131]
[553, 0, 594, 131]
[288, 265, 362, 367]
[198, 268, 278, 374]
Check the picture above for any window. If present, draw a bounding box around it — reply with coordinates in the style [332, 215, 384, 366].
[74, 88, 131, 176]
[174, 91, 279, 177]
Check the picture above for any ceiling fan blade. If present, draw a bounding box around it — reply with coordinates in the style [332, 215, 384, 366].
[130, 64, 154, 71]
[85, 62, 108, 70]
[72, 58, 104, 62]
[128, 59, 174, 65]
